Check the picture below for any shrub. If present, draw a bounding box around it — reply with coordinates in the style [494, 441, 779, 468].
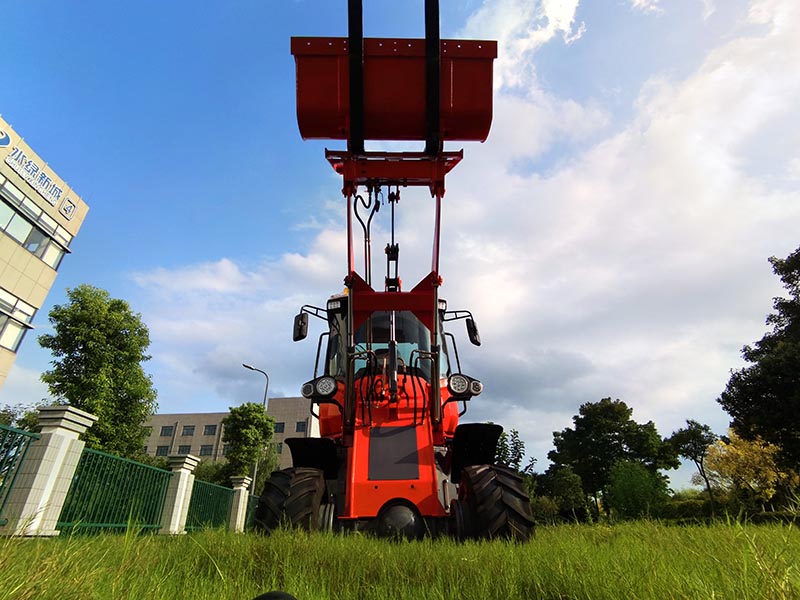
[605, 461, 669, 520]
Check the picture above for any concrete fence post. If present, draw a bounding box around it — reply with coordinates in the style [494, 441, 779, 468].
[0, 405, 97, 536]
[228, 475, 253, 533]
[159, 454, 200, 535]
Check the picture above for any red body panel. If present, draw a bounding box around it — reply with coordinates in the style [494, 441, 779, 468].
[344, 421, 444, 520]
[316, 363, 460, 519]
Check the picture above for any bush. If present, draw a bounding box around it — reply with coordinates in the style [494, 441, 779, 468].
[661, 498, 709, 520]
[530, 496, 559, 525]
[605, 461, 669, 520]
[194, 461, 234, 487]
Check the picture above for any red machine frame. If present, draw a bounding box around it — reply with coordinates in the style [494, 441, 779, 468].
[254, 0, 534, 540]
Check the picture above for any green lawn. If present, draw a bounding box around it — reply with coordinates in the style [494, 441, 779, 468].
[1, 521, 798, 599]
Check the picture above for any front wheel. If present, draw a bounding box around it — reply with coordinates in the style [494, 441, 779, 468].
[459, 464, 534, 541]
[253, 467, 326, 533]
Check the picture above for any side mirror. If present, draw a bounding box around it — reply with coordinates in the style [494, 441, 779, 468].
[466, 317, 481, 346]
[293, 312, 309, 342]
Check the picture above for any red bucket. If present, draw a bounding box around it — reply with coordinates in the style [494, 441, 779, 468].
[291, 37, 497, 142]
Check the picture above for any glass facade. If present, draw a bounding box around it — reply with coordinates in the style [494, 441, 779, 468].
[0, 179, 71, 270]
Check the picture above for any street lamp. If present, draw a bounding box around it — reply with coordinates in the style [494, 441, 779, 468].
[242, 363, 270, 490]
[242, 363, 269, 410]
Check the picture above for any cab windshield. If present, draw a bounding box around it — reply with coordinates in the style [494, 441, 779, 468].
[325, 310, 450, 381]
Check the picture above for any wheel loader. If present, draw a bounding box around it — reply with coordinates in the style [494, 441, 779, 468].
[254, 0, 534, 540]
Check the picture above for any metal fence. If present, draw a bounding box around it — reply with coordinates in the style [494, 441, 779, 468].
[0, 424, 40, 526]
[245, 493, 260, 530]
[57, 448, 173, 533]
[185, 479, 234, 530]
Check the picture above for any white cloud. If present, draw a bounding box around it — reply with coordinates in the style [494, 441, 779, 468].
[700, 0, 716, 19]
[630, 0, 663, 14]
[133, 258, 252, 294]
[460, 0, 585, 91]
[440, 0, 800, 473]
[0, 365, 52, 408]
[129, 0, 800, 488]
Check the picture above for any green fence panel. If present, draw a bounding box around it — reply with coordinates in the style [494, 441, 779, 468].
[245, 493, 260, 530]
[0, 424, 41, 526]
[57, 448, 172, 533]
[185, 479, 233, 531]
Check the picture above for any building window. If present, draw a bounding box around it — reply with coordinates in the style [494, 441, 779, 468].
[182, 425, 195, 436]
[0, 192, 69, 270]
[0, 288, 36, 323]
[222, 445, 230, 456]
[0, 201, 13, 228]
[5, 213, 33, 245]
[0, 315, 28, 352]
[296, 421, 307, 433]
[177, 445, 191, 455]
[23, 227, 47, 255]
[203, 424, 217, 436]
[156, 446, 169, 456]
[276, 442, 283, 454]
[199, 445, 213, 457]
[0, 288, 34, 352]
[160, 425, 174, 437]
[41, 243, 65, 270]
[274, 422, 285, 434]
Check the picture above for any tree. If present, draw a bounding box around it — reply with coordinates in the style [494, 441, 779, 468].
[1, 403, 25, 427]
[221, 402, 275, 478]
[537, 465, 590, 522]
[495, 428, 526, 471]
[605, 460, 669, 520]
[193, 460, 231, 487]
[495, 428, 537, 497]
[38, 284, 157, 457]
[0, 403, 43, 431]
[703, 430, 798, 511]
[548, 398, 678, 511]
[718, 245, 800, 468]
[669, 420, 718, 515]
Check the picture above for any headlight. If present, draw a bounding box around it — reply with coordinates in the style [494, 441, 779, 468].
[301, 382, 315, 398]
[469, 379, 483, 396]
[327, 299, 342, 311]
[314, 376, 337, 397]
[448, 374, 470, 395]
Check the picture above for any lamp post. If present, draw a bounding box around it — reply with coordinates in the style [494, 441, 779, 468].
[242, 363, 270, 490]
[242, 363, 270, 409]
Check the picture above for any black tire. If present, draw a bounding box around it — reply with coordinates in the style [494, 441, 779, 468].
[253, 467, 325, 532]
[460, 464, 534, 541]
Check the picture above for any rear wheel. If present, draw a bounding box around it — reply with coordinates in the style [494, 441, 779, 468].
[253, 467, 326, 532]
[460, 464, 534, 541]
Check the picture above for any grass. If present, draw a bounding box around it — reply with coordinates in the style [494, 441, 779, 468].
[0, 521, 798, 599]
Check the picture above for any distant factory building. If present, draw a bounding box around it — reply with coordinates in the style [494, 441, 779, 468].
[0, 115, 89, 389]
[143, 397, 319, 469]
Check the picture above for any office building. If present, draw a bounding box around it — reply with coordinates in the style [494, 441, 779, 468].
[143, 397, 319, 469]
[0, 116, 89, 389]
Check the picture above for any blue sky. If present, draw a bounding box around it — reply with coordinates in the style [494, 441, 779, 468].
[3, 0, 799, 487]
